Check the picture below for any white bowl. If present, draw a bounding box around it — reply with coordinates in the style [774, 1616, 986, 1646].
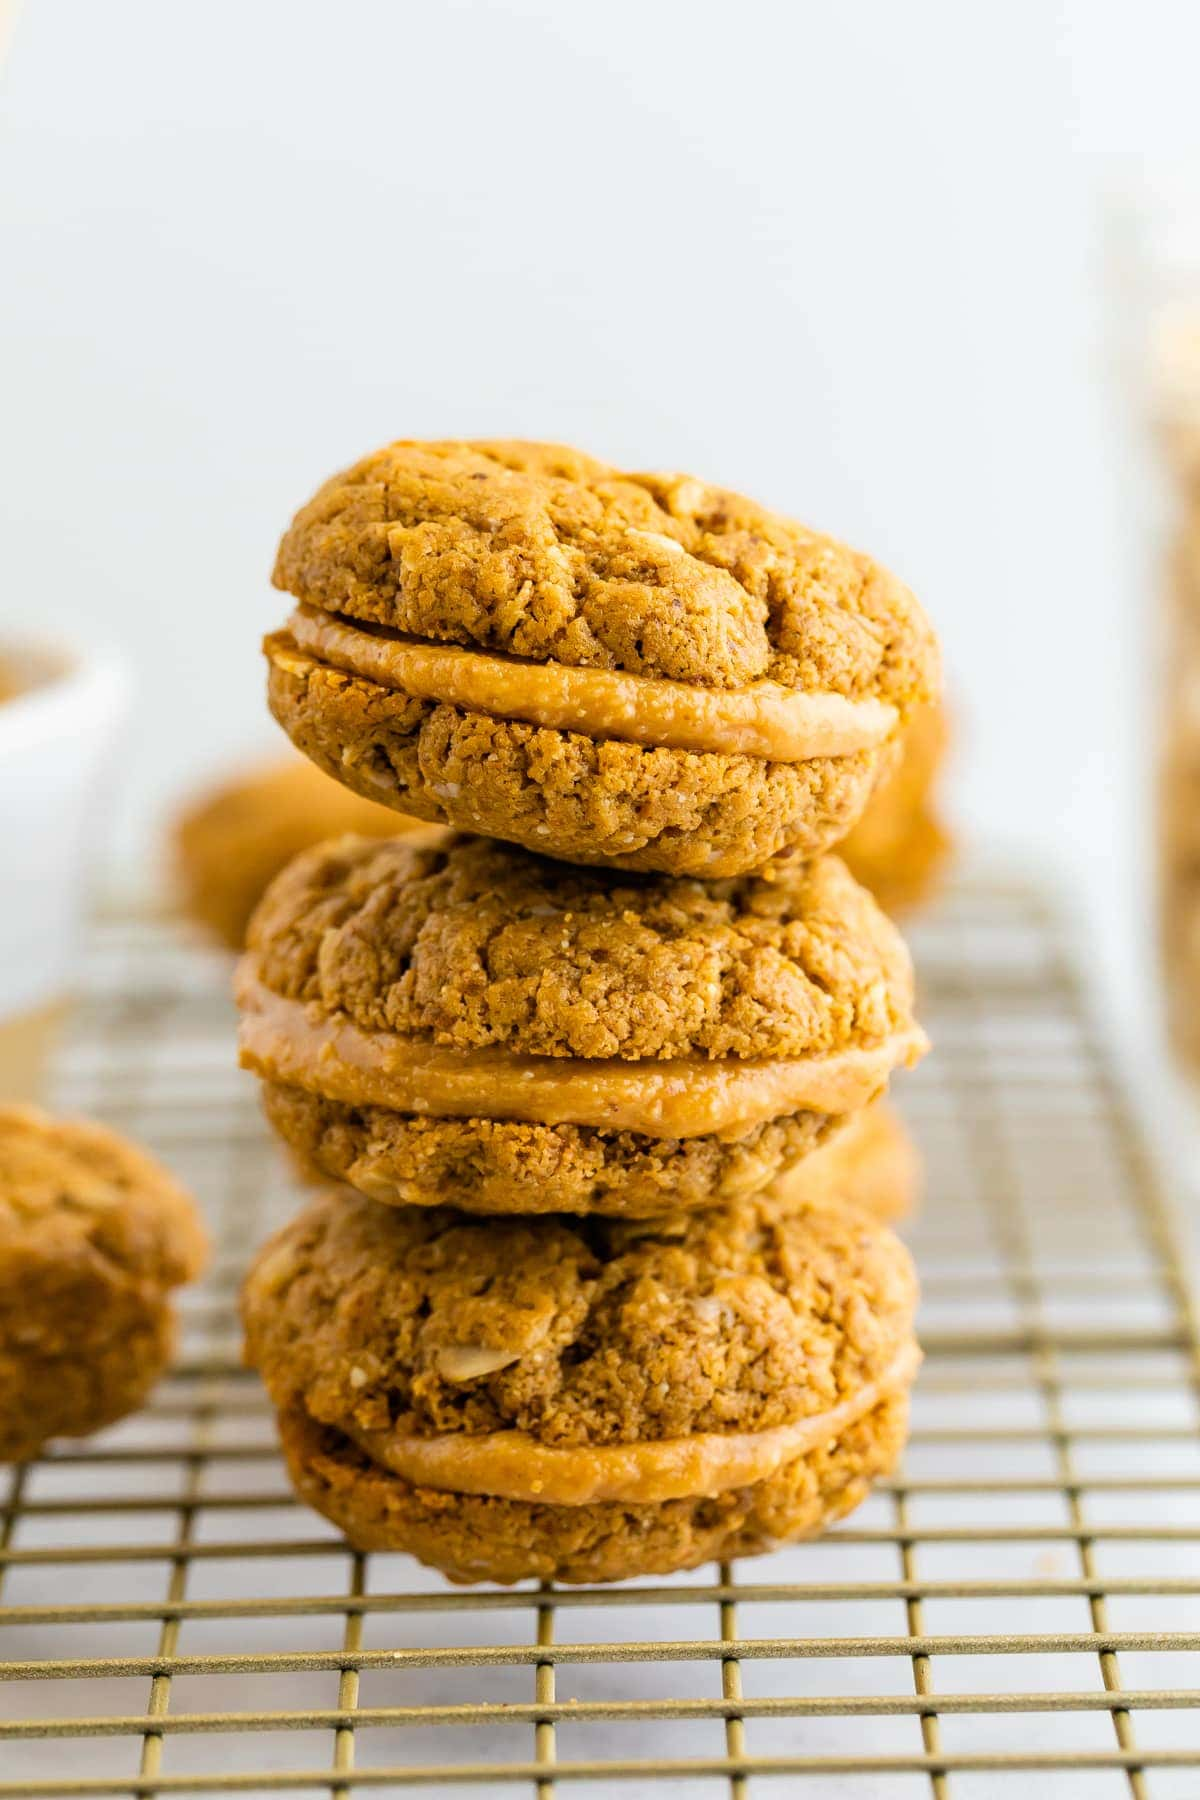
[0, 638, 129, 1097]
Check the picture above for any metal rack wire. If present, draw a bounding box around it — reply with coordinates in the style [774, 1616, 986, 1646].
[1, 871, 1199, 1797]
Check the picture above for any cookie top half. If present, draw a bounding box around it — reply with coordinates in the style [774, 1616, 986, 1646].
[242, 832, 918, 1063]
[272, 440, 938, 705]
[243, 1186, 918, 1451]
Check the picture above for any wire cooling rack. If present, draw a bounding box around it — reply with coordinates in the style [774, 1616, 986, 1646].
[1, 873, 1199, 1799]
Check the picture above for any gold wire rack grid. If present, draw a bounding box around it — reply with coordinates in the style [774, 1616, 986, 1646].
[1, 871, 1199, 1799]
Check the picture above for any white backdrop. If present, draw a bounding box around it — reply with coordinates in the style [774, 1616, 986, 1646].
[2, 0, 1198, 1035]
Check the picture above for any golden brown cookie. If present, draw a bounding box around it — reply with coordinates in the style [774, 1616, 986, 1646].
[238, 834, 927, 1218]
[766, 1101, 921, 1223]
[242, 1188, 919, 1584]
[0, 1106, 209, 1461]
[839, 703, 951, 915]
[265, 440, 939, 877]
[173, 755, 447, 950]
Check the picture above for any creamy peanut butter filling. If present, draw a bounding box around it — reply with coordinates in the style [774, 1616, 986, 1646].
[281, 605, 898, 763]
[237, 971, 928, 1140]
[335, 1341, 920, 1505]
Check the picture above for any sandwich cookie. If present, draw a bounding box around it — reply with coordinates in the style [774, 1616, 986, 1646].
[237, 834, 928, 1219]
[265, 440, 939, 877]
[242, 1187, 920, 1584]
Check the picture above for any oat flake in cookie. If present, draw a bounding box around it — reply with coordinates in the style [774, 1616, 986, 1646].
[236, 832, 927, 1219]
[0, 1106, 209, 1461]
[264, 440, 940, 877]
[242, 1187, 920, 1585]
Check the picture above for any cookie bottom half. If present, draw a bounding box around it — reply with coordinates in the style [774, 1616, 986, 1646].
[276, 1392, 910, 1584]
[266, 643, 888, 878]
[261, 1082, 841, 1218]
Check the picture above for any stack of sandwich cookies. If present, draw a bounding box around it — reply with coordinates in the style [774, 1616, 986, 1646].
[239, 438, 937, 1583]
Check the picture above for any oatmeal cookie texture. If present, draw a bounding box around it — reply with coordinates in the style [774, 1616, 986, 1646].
[0, 1106, 208, 1461]
[265, 440, 939, 874]
[173, 755, 446, 950]
[237, 833, 927, 1214]
[242, 1187, 919, 1582]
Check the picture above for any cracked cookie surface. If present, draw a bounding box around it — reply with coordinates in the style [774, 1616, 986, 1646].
[246, 833, 915, 1063]
[273, 440, 936, 698]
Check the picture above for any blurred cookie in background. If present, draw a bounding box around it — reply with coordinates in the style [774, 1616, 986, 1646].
[1160, 529, 1200, 1076]
[1, 1105, 208, 1461]
[839, 702, 952, 915]
[172, 756, 447, 950]
[763, 1100, 921, 1224]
